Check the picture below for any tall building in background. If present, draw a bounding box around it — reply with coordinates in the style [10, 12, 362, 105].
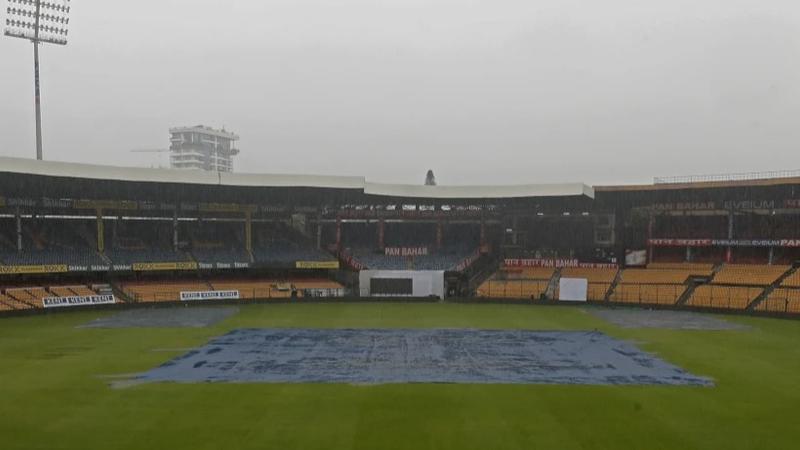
[169, 125, 240, 172]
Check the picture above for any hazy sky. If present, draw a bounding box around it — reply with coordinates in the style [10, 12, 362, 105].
[1, 0, 799, 185]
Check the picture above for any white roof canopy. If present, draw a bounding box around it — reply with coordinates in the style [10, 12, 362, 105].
[0, 157, 594, 200]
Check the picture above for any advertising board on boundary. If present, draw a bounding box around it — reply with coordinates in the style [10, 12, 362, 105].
[0, 264, 69, 275]
[42, 294, 116, 308]
[504, 259, 617, 269]
[295, 261, 340, 269]
[179, 290, 240, 301]
[647, 238, 800, 248]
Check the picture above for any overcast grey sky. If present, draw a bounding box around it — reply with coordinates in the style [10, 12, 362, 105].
[1, 0, 799, 185]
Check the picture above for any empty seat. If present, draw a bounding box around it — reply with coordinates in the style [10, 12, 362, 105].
[712, 264, 790, 286]
[123, 282, 210, 303]
[647, 263, 714, 274]
[687, 285, 763, 310]
[476, 280, 549, 299]
[620, 269, 700, 284]
[610, 284, 686, 305]
[779, 270, 800, 288]
[757, 288, 800, 314]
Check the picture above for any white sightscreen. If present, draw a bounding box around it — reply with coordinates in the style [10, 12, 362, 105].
[359, 270, 445, 298]
[558, 277, 588, 302]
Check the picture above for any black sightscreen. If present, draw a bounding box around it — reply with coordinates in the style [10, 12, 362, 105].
[370, 278, 413, 295]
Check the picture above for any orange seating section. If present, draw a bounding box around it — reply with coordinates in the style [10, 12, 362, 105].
[609, 284, 686, 306]
[503, 267, 556, 280]
[124, 282, 213, 303]
[711, 264, 790, 286]
[647, 263, 714, 274]
[1, 285, 101, 309]
[686, 285, 763, 310]
[69, 285, 98, 296]
[49, 286, 76, 297]
[608, 265, 708, 306]
[0, 293, 33, 311]
[620, 269, 700, 284]
[756, 288, 800, 314]
[779, 271, 800, 288]
[5, 289, 40, 307]
[476, 280, 549, 299]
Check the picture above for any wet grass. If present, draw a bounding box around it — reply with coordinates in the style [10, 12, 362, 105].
[1, 302, 798, 450]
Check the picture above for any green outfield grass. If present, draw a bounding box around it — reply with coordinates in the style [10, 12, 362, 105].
[1, 303, 799, 450]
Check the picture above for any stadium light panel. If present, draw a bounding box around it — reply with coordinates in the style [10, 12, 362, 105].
[4, 0, 71, 45]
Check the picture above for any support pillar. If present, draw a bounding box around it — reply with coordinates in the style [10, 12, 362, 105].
[726, 210, 734, 263]
[378, 219, 385, 250]
[15, 207, 22, 252]
[686, 246, 692, 263]
[336, 217, 342, 251]
[96, 208, 105, 253]
[173, 210, 179, 252]
[768, 247, 775, 265]
[480, 218, 486, 248]
[436, 221, 443, 250]
[244, 211, 253, 254]
[316, 221, 322, 250]
[511, 216, 518, 246]
[647, 212, 654, 264]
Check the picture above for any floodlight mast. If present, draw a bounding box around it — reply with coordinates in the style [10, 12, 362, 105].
[4, 0, 72, 161]
[33, 0, 43, 160]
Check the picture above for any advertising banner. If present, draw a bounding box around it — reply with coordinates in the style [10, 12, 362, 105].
[132, 261, 199, 271]
[0, 264, 69, 275]
[625, 250, 648, 267]
[647, 239, 713, 247]
[384, 247, 429, 257]
[649, 238, 800, 248]
[503, 259, 617, 269]
[179, 290, 240, 301]
[295, 261, 340, 269]
[42, 294, 116, 308]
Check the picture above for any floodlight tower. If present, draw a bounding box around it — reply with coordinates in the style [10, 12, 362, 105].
[4, 0, 72, 160]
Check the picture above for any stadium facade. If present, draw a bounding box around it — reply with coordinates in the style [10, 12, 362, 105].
[1, 156, 799, 316]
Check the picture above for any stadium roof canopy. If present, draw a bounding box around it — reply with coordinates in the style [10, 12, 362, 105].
[0, 157, 593, 201]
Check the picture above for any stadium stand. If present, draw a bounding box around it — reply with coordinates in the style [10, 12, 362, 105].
[476, 267, 555, 299]
[710, 264, 790, 286]
[122, 278, 345, 302]
[779, 270, 800, 288]
[188, 222, 252, 265]
[123, 281, 212, 303]
[0, 220, 106, 267]
[252, 238, 335, 266]
[607, 264, 714, 306]
[756, 288, 800, 314]
[0, 285, 104, 308]
[5, 157, 800, 317]
[686, 285, 764, 310]
[477, 279, 550, 299]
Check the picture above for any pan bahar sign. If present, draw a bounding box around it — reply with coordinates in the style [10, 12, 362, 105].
[42, 294, 116, 308]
